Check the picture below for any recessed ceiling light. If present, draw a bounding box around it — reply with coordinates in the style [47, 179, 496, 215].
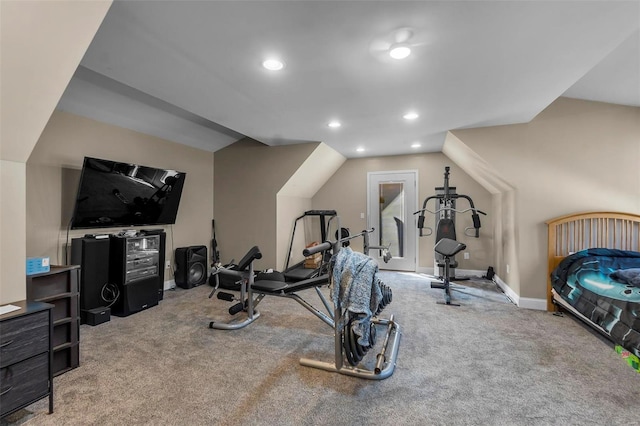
[356, 147, 365, 152]
[328, 121, 341, 128]
[389, 44, 411, 60]
[263, 59, 284, 71]
[411, 142, 422, 148]
[403, 112, 419, 120]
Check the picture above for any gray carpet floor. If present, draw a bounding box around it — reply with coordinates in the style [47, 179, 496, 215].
[5, 271, 640, 425]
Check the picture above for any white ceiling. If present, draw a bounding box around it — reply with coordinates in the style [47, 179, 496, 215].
[56, 1, 640, 158]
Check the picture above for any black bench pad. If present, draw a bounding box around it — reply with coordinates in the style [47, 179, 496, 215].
[252, 274, 329, 293]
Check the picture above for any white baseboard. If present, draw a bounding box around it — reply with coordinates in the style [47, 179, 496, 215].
[518, 297, 547, 311]
[415, 266, 433, 275]
[454, 268, 485, 278]
[493, 275, 546, 310]
[494, 274, 518, 305]
[164, 279, 176, 291]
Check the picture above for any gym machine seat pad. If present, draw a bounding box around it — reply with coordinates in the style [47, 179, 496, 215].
[434, 238, 466, 258]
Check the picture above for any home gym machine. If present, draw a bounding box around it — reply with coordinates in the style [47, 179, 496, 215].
[415, 166, 486, 305]
[207, 226, 400, 380]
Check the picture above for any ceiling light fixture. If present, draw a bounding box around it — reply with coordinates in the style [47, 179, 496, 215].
[356, 147, 365, 152]
[403, 112, 419, 120]
[262, 59, 284, 71]
[411, 142, 422, 148]
[389, 43, 411, 60]
[328, 121, 341, 128]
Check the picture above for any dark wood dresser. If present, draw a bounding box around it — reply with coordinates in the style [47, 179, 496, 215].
[0, 300, 53, 418]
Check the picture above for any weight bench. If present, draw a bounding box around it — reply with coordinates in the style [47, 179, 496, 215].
[208, 246, 333, 330]
[430, 237, 466, 306]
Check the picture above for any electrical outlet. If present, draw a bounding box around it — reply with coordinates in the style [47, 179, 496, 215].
[506, 264, 510, 274]
[463, 252, 470, 260]
[165, 260, 171, 269]
[360, 212, 365, 219]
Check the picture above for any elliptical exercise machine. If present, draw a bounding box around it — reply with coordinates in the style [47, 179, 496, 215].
[415, 166, 486, 305]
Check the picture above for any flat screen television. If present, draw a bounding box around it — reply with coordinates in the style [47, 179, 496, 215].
[70, 156, 186, 229]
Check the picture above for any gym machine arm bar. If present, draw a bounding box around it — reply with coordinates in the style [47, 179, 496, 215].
[361, 229, 392, 263]
[303, 228, 377, 256]
[414, 206, 487, 237]
[375, 314, 396, 374]
[303, 228, 393, 262]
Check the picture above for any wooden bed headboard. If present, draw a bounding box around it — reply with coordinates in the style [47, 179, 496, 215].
[546, 211, 640, 311]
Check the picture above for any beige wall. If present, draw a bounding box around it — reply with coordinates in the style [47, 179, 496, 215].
[0, 0, 111, 304]
[311, 153, 494, 271]
[0, 0, 112, 162]
[27, 111, 215, 283]
[213, 139, 319, 269]
[1, 161, 27, 304]
[442, 132, 521, 295]
[453, 97, 640, 301]
[276, 143, 346, 269]
[276, 195, 312, 270]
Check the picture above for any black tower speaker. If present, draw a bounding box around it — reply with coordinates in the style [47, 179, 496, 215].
[71, 237, 112, 324]
[175, 246, 207, 289]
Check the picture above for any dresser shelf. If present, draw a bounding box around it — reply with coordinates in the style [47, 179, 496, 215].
[26, 265, 80, 376]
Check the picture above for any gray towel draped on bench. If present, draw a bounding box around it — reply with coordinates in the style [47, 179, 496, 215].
[331, 247, 383, 346]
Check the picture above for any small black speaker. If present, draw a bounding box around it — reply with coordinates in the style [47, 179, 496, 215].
[483, 266, 495, 280]
[175, 246, 207, 289]
[82, 306, 111, 326]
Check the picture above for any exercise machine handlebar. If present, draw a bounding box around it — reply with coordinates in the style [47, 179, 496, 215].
[413, 206, 487, 216]
[414, 206, 486, 237]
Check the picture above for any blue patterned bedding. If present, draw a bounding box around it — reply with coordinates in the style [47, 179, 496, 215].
[551, 248, 640, 358]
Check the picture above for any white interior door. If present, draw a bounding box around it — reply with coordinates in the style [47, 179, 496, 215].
[367, 171, 417, 271]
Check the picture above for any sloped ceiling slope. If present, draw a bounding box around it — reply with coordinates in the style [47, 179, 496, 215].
[57, 1, 640, 158]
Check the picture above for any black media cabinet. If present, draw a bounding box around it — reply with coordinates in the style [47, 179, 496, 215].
[109, 234, 161, 317]
[0, 300, 54, 418]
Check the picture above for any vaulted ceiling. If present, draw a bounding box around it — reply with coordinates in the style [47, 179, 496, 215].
[57, 1, 640, 158]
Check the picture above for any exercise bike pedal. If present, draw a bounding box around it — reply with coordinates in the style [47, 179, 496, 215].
[430, 281, 446, 289]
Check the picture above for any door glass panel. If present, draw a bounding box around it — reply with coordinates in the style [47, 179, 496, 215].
[379, 182, 404, 258]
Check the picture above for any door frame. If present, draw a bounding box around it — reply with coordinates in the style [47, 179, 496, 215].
[366, 170, 418, 271]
